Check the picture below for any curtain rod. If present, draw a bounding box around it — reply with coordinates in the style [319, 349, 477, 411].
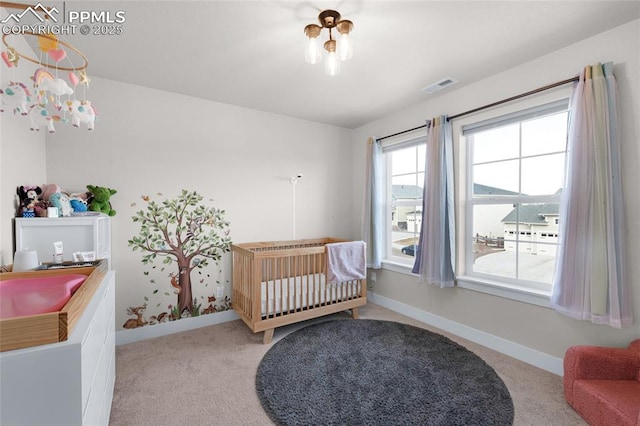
[376, 75, 579, 142]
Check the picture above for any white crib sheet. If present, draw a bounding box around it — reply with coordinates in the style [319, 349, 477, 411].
[261, 273, 361, 316]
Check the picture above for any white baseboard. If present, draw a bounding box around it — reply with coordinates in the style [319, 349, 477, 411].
[116, 310, 239, 346]
[369, 293, 564, 376]
[114, 294, 563, 376]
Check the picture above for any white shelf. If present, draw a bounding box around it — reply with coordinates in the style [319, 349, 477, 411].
[14, 214, 111, 268]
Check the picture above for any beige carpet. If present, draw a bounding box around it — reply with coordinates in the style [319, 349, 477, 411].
[109, 303, 586, 425]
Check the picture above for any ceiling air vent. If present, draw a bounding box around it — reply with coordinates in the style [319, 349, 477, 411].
[421, 77, 458, 94]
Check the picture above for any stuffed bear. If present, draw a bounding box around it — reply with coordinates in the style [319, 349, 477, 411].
[16, 185, 44, 216]
[87, 185, 116, 216]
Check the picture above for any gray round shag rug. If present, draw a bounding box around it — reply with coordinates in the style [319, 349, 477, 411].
[256, 319, 514, 426]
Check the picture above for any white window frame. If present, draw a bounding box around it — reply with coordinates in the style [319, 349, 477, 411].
[457, 97, 570, 305]
[376, 90, 574, 307]
[381, 135, 427, 267]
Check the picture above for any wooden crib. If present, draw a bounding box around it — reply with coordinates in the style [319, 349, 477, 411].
[231, 238, 367, 344]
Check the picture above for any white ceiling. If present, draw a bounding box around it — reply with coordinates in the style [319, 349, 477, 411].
[8, 1, 640, 128]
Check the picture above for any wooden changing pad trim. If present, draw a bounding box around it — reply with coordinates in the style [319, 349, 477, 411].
[0, 261, 106, 351]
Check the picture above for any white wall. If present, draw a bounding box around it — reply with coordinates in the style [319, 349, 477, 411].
[45, 79, 355, 330]
[0, 31, 46, 265]
[352, 20, 640, 359]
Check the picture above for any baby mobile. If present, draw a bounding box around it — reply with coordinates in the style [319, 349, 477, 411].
[1, 28, 96, 132]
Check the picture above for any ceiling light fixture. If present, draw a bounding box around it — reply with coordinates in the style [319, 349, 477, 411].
[304, 9, 353, 76]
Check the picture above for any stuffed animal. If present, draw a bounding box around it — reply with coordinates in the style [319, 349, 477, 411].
[49, 192, 72, 217]
[0, 82, 32, 115]
[37, 76, 73, 97]
[69, 199, 87, 212]
[16, 185, 44, 216]
[28, 105, 60, 133]
[87, 185, 116, 216]
[41, 183, 62, 203]
[33, 68, 74, 99]
[69, 191, 92, 213]
[67, 100, 96, 130]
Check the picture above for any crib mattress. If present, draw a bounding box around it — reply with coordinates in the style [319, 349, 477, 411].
[261, 273, 361, 316]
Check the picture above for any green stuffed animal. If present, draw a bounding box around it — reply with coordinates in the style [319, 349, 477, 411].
[87, 185, 117, 216]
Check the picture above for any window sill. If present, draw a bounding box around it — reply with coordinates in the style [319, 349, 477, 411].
[456, 275, 551, 307]
[378, 260, 552, 308]
[381, 259, 418, 276]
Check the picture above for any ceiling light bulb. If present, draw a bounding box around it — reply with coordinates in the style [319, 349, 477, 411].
[324, 41, 340, 76]
[304, 24, 322, 64]
[336, 20, 353, 61]
[338, 32, 353, 61]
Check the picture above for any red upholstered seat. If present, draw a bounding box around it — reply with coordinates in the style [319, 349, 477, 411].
[564, 340, 640, 426]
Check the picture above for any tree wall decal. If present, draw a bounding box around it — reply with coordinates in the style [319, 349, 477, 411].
[128, 190, 231, 315]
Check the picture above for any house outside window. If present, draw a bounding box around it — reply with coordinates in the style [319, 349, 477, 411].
[463, 99, 569, 294]
[383, 137, 426, 264]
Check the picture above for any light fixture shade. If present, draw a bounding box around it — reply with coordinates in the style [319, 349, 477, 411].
[304, 24, 322, 64]
[305, 37, 322, 64]
[336, 20, 353, 61]
[324, 50, 340, 76]
[338, 32, 353, 61]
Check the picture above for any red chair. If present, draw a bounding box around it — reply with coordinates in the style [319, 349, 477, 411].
[563, 339, 640, 426]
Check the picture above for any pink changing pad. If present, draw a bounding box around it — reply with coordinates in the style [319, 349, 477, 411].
[0, 274, 87, 319]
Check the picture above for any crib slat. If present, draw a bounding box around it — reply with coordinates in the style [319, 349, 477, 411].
[292, 256, 296, 312]
[278, 256, 284, 316]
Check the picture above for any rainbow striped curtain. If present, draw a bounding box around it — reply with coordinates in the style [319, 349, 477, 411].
[551, 63, 632, 328]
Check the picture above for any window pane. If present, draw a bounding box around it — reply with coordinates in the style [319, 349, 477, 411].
[503, 203, 559, 238]
[518, 244, 556, 284]
[392, 179, 422, 199]
[417, 144, 426, 172]
[388, 142, 424, 264]
[507, 203, 559, 284]
[392, 146, 418, 175]
[472, 204, 514, 243]
[473, 250, 516, 280]
[390, 218, 418, 259]
[521, 112, 568, 157]
[472, 202, 559, 283]
[521, 153, 565, 196]
[473, 160, 519, 194]
[472, 124, 519, 163]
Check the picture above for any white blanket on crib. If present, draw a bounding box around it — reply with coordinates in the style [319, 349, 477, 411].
[261, 274, 361, 316]
[326, 241, 366, 283]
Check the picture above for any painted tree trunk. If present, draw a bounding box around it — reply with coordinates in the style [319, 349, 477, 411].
[177, 262, 193, 314]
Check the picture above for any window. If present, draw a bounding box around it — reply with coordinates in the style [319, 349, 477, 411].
[463, 100, 568, 293]
[382, 137, 426, 265]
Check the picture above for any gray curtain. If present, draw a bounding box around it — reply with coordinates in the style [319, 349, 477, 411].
[412, 116, 455, 287]
[361, 137, 384, 269]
